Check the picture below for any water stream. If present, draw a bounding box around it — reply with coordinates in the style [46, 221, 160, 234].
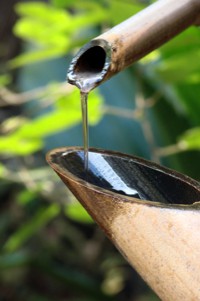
[68, 69, 106, 172]
[80, 91, 89, 171]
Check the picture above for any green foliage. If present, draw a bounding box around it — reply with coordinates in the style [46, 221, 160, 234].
[110, 0, 145, 24]
[0, 88, 103, 155]
[4, 203, 60, 252]
[0, 135, 42, 155]
[0, 0, 200, 300]
[10, 1, 108, 67]
[0, 251, 31, 269]
[65, 200, 93, 223]
[155, 26, 200, 124]
[178, 127, 200, 151]
[9, 0, 147, 67]
[140, 25, 200, 160]
[0, 74, 12, 86]
[0, 163, 6, 177]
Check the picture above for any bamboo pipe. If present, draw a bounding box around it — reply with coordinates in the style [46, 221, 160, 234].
[68, 0, 200, 91]
[47, 147, 200, 301]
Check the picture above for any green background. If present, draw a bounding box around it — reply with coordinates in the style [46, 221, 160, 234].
[0, 0, 200, 300]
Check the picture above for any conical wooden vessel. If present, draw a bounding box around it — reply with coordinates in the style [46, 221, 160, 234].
[47, 147, 200, 301]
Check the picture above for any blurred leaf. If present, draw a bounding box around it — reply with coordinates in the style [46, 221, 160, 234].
[175, 82, 200, 125]
[50, 0, 71, 8]
[4, 204, 60, 252]
[155, 29, 200, 83]
[102, 266, 125, 295]
[14, 18, 69, 47]
[56, 88, 104, 125]
[65, 201, 93, 223]
[143, 26, 200, 135]
[178, 127, 200, 151]
[0, 251, 31, 269]
[9, 47, 68, 68]
[15, 110, 81, 138]
[15, 0, 107, 30]
[15, 2, 71, 25]
[0, 88, 104, 156]
[0, 136, 43, 155]
[35, 261, 111, 301]
[88, 89, 104, 125]
[185, 73, 200, 85]
[0, 74, 12, 87]
[160, 27, 200, 59]
[109, 0, 145, 25]
[50, 0, 106, 10]
[140, 50, 160, 64]
[1, 116, 28, 133]
[0, 163, 6, 177]
[12, 1, 107, 66]
[156, 51, 200, 83]
[66, 2, 108, 30]
[16, 190, 38, 206]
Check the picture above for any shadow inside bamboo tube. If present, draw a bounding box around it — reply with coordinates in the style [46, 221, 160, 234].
[67, 40, 111, 92]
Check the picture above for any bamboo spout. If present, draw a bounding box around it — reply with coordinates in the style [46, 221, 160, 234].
[68, 0, 200, 91]
[47, 147, 200, 301]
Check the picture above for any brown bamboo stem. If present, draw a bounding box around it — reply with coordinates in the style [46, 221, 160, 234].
[68, 0, 200, 90]
[47, 147, 200, 301]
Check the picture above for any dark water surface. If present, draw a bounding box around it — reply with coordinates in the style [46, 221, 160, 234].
[56, 150, 200, 205]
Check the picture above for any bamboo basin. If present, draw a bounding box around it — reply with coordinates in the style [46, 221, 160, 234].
[46, 147, 200, 301]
